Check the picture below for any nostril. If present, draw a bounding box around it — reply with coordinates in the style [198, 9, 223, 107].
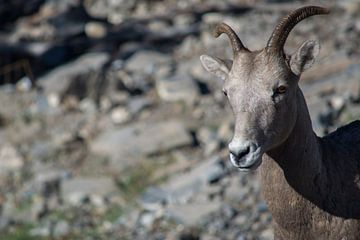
[230, 145, 251, 159]
[238, 146, 250, 159]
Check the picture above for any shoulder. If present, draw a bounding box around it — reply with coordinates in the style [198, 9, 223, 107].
[321, 120, 360, 158]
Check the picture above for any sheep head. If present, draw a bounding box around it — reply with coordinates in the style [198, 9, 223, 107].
[200, 6, 329, 171]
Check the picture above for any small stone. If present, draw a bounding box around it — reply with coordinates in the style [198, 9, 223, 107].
[48, 93, 60, 108]
[138, 211, 157, 228]
[139, 187, 168, 211]
[330, 96, 346, 111]
[110, 107, 131, 124]
[16, 77, 32, 92]
[259, 228, 274, 240]
[30, 197, 46, 220]
[53, 220, 70, 238]
[85, 22, 107, 38]
[257, 202, 268, 213]
[156, 73, 199, 104]
[0, 144, 23, 176]
[79, 98, 97, 114]
[127, 97, 152, 115]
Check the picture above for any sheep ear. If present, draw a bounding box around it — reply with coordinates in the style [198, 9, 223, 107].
[200, 55, 231, 81]
[290, 40, 320, 76]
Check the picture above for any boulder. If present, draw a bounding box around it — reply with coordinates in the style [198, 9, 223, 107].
[38, 52, 109, 100]
[61, 177, 117, 205]
[90, 120, 192, 170]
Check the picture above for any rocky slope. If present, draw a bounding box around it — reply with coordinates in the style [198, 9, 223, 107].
[0, 0, 359, 239]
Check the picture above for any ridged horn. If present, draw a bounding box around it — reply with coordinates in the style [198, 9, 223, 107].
[266, 6, 329, 54]
[213, 23, 248, 55]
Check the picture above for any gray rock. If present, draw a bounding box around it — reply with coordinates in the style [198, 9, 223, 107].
[110, 106, 131, 124]
[125, 50, 171, 77]
[139, 187, 169, 211]
[156, 73, 199, 104]
[127, 97, 152, 115]
[90, 120, 192, 170]
[38, 52, 109, 100]
[84, 0, 134, 24]
[53, 220, 70, 238]
[61, 177, 117, 205]
[79, 98, 97, 115]
[30, 225, 50, 237]
[0, 216, 9, 231]
[224, 177, 249, 202]
[138, 211, 157, 228]
[259, 228, 274, 240]
[165, 201, 222, 226]
[28, 142, 54, 162]
[0, 144, 23, 177]
[161, 156, 225, 204]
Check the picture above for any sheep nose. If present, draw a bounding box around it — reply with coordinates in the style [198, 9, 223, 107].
[228, 140, 259, 169]
[229, 141, 251, 160]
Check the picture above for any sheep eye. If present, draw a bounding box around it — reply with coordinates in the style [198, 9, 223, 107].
[222, 90, 228, 96]
[276, 85, 287, 94]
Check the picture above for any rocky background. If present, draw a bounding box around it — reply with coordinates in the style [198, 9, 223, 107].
[0, 0, 359, 239]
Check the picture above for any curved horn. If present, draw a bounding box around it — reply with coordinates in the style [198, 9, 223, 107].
[213, 23, 248, 55]
[266, 6, 329, 54]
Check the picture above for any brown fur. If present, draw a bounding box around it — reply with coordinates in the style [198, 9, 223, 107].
[261, 89, 360, 239]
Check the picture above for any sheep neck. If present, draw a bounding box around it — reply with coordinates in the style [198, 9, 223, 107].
[260, 87, 324, 219]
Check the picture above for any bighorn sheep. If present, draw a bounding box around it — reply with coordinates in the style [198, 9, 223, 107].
[200, 6, 360, 239]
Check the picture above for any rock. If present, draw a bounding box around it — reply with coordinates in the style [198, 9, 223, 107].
[85, 21, 107, 39]
[329, 96, 346, 112]
[217, 121, 233, 142]
[224, 177, 249, 202]
[34, 168, 70, 198]
[16, 77, 32, 92]
[90, 120, 192, 170]
[125, 50, 171, 77]
[30, 225, 50, 237]
[28, 142, 54, 162]
[31, 198, 46, 220]
[110, 106, 131, 124]
[127, 97, 152, 115]
[156, 73, 199, 104]
[0, 144, 24, 176]
[139, 187, 169, 211]
[161, 157, 226, 204]
[83, 0, 135, 24]
[165, 201, 222, 226]
[256, 202, 268, 213]
[197, 127, 220, 156]
[259, 228, 274, 240]
[61, 177, 118, 205]
[38, 52, 109, 100]
[79, 98, 97, 114]
[53, 220, 70, 238]
[138, 211, 157, 228]
[0, 216, 9, 231]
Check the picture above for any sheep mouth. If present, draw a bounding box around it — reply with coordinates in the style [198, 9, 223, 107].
[237, 158, 262, 172]
[229, 147, 263, 172]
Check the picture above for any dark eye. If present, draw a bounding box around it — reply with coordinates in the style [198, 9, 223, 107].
[275, 85, 287, 94]
[222, 90, 228, 96]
